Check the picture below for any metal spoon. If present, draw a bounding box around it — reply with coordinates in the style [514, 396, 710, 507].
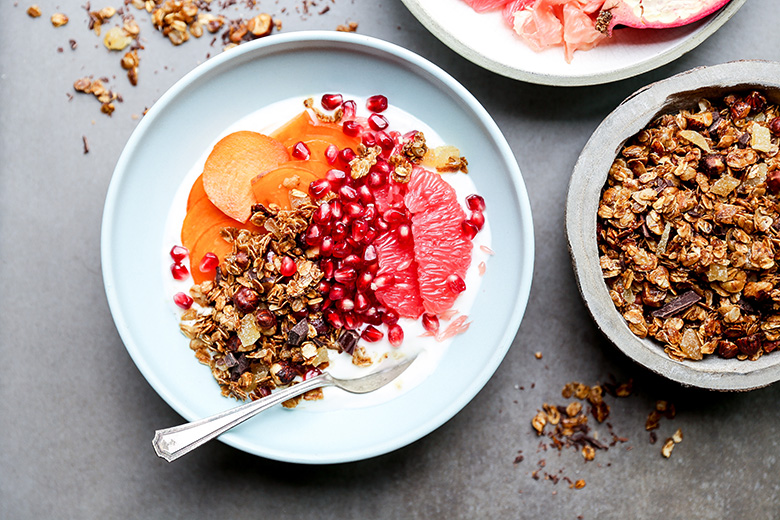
[152, 355, 416, 462]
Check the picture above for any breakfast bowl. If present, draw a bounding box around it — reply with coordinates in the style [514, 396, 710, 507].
[566, 60, 780, 391]
[101, 31, 534, 463]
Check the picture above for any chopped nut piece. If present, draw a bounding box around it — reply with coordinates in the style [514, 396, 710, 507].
[581, 445, 595, 461]
[51, 13, 68, 27]
[26, 5, 42, 17]
[661, 438, 675, 458]
[534, 351, 543, 359]
[574, 479, 586, 489]
[104, 26, 133, 50]
[671, 428, 683, 443]
[532, 411, 547, 435]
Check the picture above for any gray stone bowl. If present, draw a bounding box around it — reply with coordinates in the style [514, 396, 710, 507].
[566, 60, 780, 391]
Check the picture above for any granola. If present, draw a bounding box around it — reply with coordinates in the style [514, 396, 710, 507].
[598, 91, 780, 362]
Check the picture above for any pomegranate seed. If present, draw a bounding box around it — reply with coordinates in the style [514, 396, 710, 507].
[388, 323, 404, 347]
[361, 132, 376, 148]
[170, 245, 189, 262]
[368, 113, 389, 131]
[363, 244, 377, 263]
[362, 204, 377, 222]
[329, 284, 347, 301]
[318, 280, 332, 294]
[338, 298, 355, 312]
[396, 223, 412, 242]
[326, 168, 347, 187]
[363, 306, 383, 325]
[303, 367, 323, 380]
[422, 313, 440, 334]
[320, 236, 334, 256]
[375, 131, 394, 151]
[313, 202, 332, 224]
[466, 194, 486, 211]
[305, 224, 323, 246]
[382, 208, 405, 224]
[372, 273, 395, 290]
[366, 94, 388, 113]
[342, 99, 357, 118]
[355, 293, 370, 312]
[367, 171, 386, 189]
[325, 144, 339, 164]
[334, 266, 357, 284]
[370, 158, 392, 176]
[339, 185, 358, 201]
[292, 141, 311, 160]
[358, 185, 374, 204]
[351, 220, 368, 242]
[280, 256, 297, 277]
[356, 271, 373, 292]
[309, 179, 331, 199]
[382, 309, 399, 325]
[321, 93, 343, 110]
[367, 262, 380, 276]
[469, 210, 485, 230]
[326, 309, 344, 328]
[447, 273, 466, 294]
[338, 147, 356, 165]
[330, 200, 344, 221]
[461, 220, 479, 240]
[343, 312, 360, 330]
[321, 258, 335, 278]
[173, 292, 193, 309]
[361, 325, 384, 342]
[199, 252, 219, 273]
[344, 202, 365, 219]
[332, 240, 352, 258]
[363, 227, 378, 244]
[343, 254, 363, 268]
[376, 219, 390, 233]
[332, 221, 348, 241]
[171, 262, 189, 281]
[342, 120, 361, 137]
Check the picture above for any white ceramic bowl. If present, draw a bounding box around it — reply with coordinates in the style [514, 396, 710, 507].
[101, 32, 534, 462]
[401, 0, 747, 86]
[567, 60, 780, 391]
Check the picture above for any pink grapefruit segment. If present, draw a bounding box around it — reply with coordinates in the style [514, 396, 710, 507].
[406, 167, 472, 315]
[373, 231, 425, 319]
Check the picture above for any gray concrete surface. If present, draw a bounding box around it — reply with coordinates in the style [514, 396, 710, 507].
[1, 1, 778, 518]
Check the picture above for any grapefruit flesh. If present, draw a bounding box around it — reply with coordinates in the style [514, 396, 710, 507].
[406, 167, 472, 315]
[373, 167, 472, 317]
[373, 231, 425, 319]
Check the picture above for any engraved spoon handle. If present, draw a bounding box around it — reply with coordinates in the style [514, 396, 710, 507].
[152, 373, 333, 462]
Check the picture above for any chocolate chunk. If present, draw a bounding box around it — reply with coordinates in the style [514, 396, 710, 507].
[287, 318, 309, 346]
[651, 290, 701, 319]
[337, 329, 359, 355]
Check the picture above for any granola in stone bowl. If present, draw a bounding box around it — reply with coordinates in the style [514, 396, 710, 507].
[597, 90, 780, 363]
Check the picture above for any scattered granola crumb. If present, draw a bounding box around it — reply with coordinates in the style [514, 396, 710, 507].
[51, 12, 68, 26]
[82, 135, 89, 154]
[661, 438, 675, 458]
[26, 5, 41, 17]
[534, 351, 543, 359]
[671, 428, 683, 444]
[573, 479, 586, 489]
[336, 21, 358, 32]
[69, 39, 77, 50]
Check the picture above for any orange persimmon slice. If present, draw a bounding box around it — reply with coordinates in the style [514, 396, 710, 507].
[201, 131, 289, 223]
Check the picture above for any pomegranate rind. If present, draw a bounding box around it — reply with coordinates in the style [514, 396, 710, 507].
[596, 0, 733, 35]
[373, 231, 425, 319]
[406, 167, 472, 315]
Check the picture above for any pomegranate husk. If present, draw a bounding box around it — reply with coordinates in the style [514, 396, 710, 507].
[596, 0, 733, 35]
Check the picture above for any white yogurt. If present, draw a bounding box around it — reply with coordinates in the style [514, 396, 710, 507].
[162, 95, 492, 411]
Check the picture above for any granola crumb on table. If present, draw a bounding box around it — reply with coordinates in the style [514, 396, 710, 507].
[597, 91, 780, 362]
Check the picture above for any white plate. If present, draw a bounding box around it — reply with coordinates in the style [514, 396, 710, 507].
[101, 32, 534, 463]
[401, 0, 747, 86]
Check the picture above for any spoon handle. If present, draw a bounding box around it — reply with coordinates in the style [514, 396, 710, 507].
[152, 373, 332, 462]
